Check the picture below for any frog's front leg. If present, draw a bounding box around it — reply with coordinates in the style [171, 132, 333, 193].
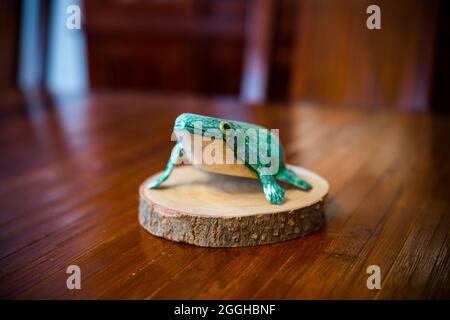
[147, 143, 183, 189]
[259, 174, 286, 204]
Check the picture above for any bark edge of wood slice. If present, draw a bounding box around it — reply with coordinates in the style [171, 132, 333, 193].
[139, 165, 329, 247]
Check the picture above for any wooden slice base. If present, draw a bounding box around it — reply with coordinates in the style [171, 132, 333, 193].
[139, 165, 329, 247]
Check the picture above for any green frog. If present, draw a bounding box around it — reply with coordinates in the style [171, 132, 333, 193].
[148, 113, 312, 204]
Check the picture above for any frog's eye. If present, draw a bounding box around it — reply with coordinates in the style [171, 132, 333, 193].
[219, 121, 232, 134]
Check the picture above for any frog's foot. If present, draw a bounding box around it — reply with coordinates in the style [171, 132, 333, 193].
[276, 167, 312, 191]
[147, 174, 167, 189]
[147, 143, 182, 189]
[147, 161, 174, 189]
[260, 175, 286, 204]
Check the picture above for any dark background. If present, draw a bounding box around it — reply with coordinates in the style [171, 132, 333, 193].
[1, 0, 449, 112]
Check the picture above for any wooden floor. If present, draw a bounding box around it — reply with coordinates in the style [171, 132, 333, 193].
[0, 92, 449, 299]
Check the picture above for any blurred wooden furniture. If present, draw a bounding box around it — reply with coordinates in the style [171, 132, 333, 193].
[0, 91, 449, 299]
[289, 0, 440, 111]
[83, 0, 448, 112]
[4, 0, 447, 111]
[0, 1, 22, 92]
[84, 0, 248, 96]
[83, 0, 297, 102]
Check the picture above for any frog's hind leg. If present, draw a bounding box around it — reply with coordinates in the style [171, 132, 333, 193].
[276, 167, 312, 191]
[147, 143, 183, 189]
[259, 174, 286, 204]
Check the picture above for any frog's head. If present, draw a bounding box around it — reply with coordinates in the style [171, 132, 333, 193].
[173, 113, 235, 137]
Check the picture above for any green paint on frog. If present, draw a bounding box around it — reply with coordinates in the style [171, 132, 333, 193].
[147, 113, 312, 204]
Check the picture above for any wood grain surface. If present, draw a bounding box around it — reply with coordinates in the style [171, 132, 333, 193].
[0, 92, 449, 299]
[139, 165, 328, 247]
